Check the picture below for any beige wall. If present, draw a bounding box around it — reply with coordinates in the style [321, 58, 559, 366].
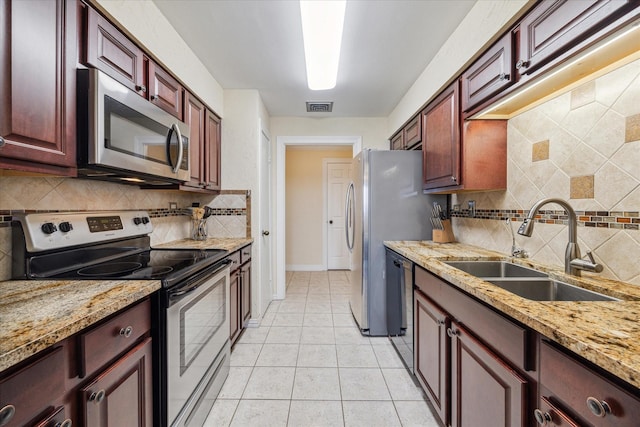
[451, 58, 640, 285]
[285, 147, 352, 268]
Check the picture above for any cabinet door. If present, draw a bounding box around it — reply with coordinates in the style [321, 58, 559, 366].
[184, 92, 206, 188]
[404, 115, 422, 149]
[148, 61, 184, 120]
[85, 6, 146, 96]
[422, 81, 460, 191]
[230, 269, 241, 344]
[33, 406, 72, 427]
[518, 0, 632, 76]
[390, 132, 404, 150]
[0, 0, 77, 175]
[205, 110, 222, 191]
[461, 31, 514, 113]
[414, 290, 449, 426]
[534, 396, 581, 427]
[450, 322, 528, 427]
[241, 261, 252, 325]
[81, 338, 153, 427]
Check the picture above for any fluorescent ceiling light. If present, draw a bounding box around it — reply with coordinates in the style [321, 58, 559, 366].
[300, 0, 346, 91]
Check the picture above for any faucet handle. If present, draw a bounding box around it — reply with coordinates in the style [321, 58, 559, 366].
[585, 251, 597, 264]
[570, 251, 604, 273]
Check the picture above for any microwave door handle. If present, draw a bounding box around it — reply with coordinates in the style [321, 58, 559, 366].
[168, 123, 184, 174]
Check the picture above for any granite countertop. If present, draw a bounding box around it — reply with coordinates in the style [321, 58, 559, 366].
[154, 237, 253, 253]
[385, 240, 640, 389]
[0, 279, 160, 372]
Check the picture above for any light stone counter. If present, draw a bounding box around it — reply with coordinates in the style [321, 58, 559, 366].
[385, 240, 640, 389]
[154, 237, 253, 253]
[0, 279, 160, 372]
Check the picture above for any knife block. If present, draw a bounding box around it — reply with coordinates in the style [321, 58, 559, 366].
[432, 219, 455, 243]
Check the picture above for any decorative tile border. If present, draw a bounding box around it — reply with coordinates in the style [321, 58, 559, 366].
[450, 209, 640, 231]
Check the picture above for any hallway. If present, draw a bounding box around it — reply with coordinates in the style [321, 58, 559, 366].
[204, 271, 439, 426]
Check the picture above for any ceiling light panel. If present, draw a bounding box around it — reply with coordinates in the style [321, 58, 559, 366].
[300, 0, 346, 90]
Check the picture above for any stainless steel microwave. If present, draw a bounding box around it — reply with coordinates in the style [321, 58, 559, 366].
[77, 68, 189, 185]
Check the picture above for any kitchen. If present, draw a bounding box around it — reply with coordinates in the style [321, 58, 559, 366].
[2, 0, 640, 426]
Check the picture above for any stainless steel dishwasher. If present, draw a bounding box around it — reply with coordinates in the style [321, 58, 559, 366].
[385, 248, 414, 372]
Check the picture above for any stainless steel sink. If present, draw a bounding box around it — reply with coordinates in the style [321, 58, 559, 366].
[445, 261, 547, 278]
[487, 278, 619, 302]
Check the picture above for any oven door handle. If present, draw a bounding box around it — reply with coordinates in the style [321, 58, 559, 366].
[168, 259, 231, 301]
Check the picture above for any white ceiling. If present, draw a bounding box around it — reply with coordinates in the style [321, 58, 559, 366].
[152, 0, 477, 118]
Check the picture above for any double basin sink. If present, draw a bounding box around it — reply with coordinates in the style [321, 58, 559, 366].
[444, 261, 618, 302]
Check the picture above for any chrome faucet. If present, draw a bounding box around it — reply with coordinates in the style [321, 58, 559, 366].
[505, 218, 527, 258]
[518, 198, 603, 276]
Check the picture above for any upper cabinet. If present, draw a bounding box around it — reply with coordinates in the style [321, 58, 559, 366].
[0, 0, 78, 176]
[517, 0, 633, 77]
[461, 31, 514, 113]
[205, 110, 222, 191]
[148, 61, 184, 120]
[389, 114, 422, 151]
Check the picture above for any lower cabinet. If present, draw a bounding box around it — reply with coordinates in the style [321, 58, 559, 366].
[80, 338, 153, 427]
[241, 261, 252, 325]
[230, 268, 241, 344]
[230, 244, 252, 346]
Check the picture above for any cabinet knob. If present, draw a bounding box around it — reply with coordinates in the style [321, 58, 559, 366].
[533, 409, 552, 425]
[262, 230, 270, 236]
[0, 136, 5, 148]
[499, 72, 510, 81]
[586, 397, 611, 417]
[516, 59, 530, 70]
[451, 176, 457, 182]
[119, 326, 133, 338]
[55, 419, 73, 427]
[89, 389, 106, 403]
[0, 405, 15, 426]
[437, 319, 446, 326]
[150, 95, 157, 101]
[135, 85, 147, 93]
[446, 327, 459, 338]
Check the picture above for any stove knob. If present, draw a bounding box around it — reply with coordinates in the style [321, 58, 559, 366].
[141, 217, 150, 225]
[133, 217, 142, 225]
[41, 222, 57, 234]
[59, 221, 73, 233]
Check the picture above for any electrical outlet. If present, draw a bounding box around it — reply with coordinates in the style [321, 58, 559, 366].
[169, 202, 177, 210]
[468, 200, 476, 217]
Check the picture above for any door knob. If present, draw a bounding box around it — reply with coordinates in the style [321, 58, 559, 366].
[329, 220, 333, 224]
[262, 230, 270, 236]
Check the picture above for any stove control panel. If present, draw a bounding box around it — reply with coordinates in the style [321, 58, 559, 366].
[14, 211, 153, 252]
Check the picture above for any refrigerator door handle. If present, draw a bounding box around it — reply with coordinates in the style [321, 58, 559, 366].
[345, 182, 355, 251]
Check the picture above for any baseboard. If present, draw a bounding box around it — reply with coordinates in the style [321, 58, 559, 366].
[285, 264, 325, 271]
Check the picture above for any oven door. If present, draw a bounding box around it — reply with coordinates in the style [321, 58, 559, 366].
[166, 261, 230, 426]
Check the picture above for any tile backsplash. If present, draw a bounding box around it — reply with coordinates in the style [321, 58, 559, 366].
[0, 176, 249, 281]
[452, 58, 640, 285]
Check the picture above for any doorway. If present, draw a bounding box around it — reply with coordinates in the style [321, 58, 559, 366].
[275, 136, 362, 299]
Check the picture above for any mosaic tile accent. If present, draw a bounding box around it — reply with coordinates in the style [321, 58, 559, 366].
[450, 208, 640, 230]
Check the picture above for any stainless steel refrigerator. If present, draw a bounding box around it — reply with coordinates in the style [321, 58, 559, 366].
[345, 149, 444, 336]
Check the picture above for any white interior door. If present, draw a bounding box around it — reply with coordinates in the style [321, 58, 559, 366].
[327, 161, 352, 270]
[260, 129, 273, 311]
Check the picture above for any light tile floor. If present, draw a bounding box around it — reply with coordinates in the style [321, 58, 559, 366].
[204, 271, 440, 427]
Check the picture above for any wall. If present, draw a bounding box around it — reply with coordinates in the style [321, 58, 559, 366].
[451, 58, 640, 285]
[93, 0, 224, 115]
[285, 147, 352, 269]
[270, 117, 389, 150]
[388, 0, 530, 134]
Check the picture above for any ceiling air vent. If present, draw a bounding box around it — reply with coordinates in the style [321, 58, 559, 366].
[306, 102, 333, 113]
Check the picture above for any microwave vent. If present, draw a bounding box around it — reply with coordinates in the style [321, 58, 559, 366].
[306, 102, 333, 113]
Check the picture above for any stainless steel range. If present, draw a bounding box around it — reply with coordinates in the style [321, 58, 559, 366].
[12, 211, 231, 427]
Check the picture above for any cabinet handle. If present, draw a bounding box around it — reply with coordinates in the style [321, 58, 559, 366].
[586, 397, 611, 418]
[0, 405, 15, 426]
[119, 326, 133, 338]
[498, 72, 509, 81]
[451, 176, 457, 182]
[446, 327, 458, 338]
[0, 136, 5, 148]
[516, 59, 529, 70]
[135, 84, 147, 93]
[533, 409, 552, 425]
[55, 419, 73, 427]
[89, 389, 106, 403]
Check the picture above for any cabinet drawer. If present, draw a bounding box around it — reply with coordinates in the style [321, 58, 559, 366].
[228, 251, 241, 272]
[540, 340, 640, 426]
[0, 346, 65, 427]
[415, 266, 530, 371]
[79, 298, 151, 377]
[240, 245, 252, 264]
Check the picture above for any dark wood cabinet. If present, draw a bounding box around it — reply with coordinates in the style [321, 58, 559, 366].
[404, 115, 422, 149]
[0, 0, 77, 176]
[148, 60, 184, 120]
[80, 338, 153, 427]
[241, 261, 252, 325]
[230, 268, 241, 344]
[33, 406, 72, 427]
[184, 93, 206, 188]
[517, 0, 633, 77]
[422, 81, 461, 191]
[85, 6, 146, 97]
[390, 132, 404, 150]
[205, 110, 222, 191]
[461, 31, 514, 113]
[414, 291, 449, 425]
[230, 245, 252, 346]
[450, 322, 527, 427]
[538, 340, 640, 427]
[535, 396, 581, 427]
